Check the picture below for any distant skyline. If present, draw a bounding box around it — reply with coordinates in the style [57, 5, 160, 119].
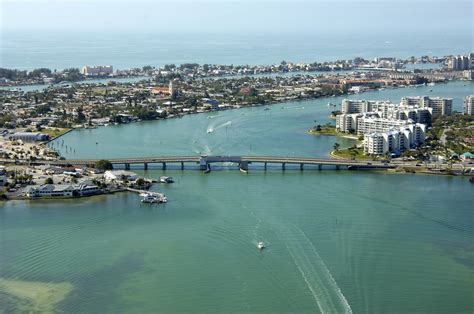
[1, 0, 472, 34]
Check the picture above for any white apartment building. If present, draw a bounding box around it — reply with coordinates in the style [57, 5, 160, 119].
[357, 116, 411, 135]
[401, 96, 452, 116]
[363, 123, 426, 156]
[335, 113, 360, 133]
[464, 95, 474, 115]
[341, 99, 370, 114]
[81, 65, 114, 76]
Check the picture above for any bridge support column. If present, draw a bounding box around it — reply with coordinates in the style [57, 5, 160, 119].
[125, 163, 130, 170]
[300, 163, 304, 171]
[336, 165, 340, 170]
[181, 162, 184, 170]
[264, 162, 267, 171]
[144, 163, 148, 170]
[282, 163, 286, 171]
[318, 164, 322, 170]
[162, 162, 166, 170]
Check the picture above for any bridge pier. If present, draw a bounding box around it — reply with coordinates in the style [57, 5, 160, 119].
[181, 162, 184, 170]
[125, 163, 130, 170]
[282, 162, 286, 171]
[336, 165, 340, 170]
[318, 164, 322, 170]
[264, 162, 267, 171]
[300, 163, 304, 171]
[144, 163, 148, 170]
[162, 162, 166, 170]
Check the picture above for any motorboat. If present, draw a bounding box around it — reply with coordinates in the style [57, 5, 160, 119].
[141, 194, 160, 203]
[257, 242, 265, 250]
[141, 193, 167, 203]
[159, 176, 174, 184]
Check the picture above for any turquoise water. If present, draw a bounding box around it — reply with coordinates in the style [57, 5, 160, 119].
[1, 78, 474, 312]
[1, 171, 473, 312]
[0, 76, 149, 92]
[50, 81, 474, 160]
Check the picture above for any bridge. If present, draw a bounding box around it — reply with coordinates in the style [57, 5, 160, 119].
[17, 155, 396, 171]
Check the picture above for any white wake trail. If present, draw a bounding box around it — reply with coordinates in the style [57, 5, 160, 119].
[285, 225, 352, 314]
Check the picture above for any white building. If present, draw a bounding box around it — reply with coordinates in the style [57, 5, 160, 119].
[81, 65, 113, 76]
[448, 55, 470, 70]
[104, 170, 138, 182]
[363, 123, 426, 156]
[25, 183, 100, 198]
[401, 96, 452, 116]
[341, 99, 368, 114]
[464, 95, 474, 115]
[8, 132, 50, 142]
[357, 116, 411, 135]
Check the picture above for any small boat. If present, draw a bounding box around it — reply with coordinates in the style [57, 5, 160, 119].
[264, 107, 270, 111]
[159, 176, 174, 184]
[257, 242, 265, 250]
[240, 167, 248, 174]
[141, 193, 167, 203]
[141, 194, 160, 203]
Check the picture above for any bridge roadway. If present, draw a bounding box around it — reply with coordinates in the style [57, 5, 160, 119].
[21, 155, 396, 171]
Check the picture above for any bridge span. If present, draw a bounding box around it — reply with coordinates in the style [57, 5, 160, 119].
[21, 155, 395, 171]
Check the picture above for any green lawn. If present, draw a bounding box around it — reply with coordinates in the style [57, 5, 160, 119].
[41, 128, 71, 139]
[308, 125, 337, 135]
[332, 147, 376, 161]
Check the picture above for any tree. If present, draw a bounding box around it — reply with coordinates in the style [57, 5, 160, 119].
[333, 142, 341, 152]
[350, 149, 357, 160]
[95, 160, 113, 170]
[45, 177, 54, 184]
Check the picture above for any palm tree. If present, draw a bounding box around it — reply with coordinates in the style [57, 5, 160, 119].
[333, 142, 340, 152]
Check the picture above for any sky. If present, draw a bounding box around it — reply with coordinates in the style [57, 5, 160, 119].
[1, 0, 472, 34]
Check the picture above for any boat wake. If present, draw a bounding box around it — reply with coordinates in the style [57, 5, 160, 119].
[284, 225, 352, 313]
[207, 120, 232, 134]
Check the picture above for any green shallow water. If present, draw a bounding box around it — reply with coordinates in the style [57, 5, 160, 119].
[1, 171, 473, 313]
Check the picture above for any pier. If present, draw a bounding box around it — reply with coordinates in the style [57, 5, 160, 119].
[16, 155, 397, 171]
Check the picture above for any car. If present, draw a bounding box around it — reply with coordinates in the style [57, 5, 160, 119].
[367, 162, 372, 165]
[8, 188, 16, 192]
